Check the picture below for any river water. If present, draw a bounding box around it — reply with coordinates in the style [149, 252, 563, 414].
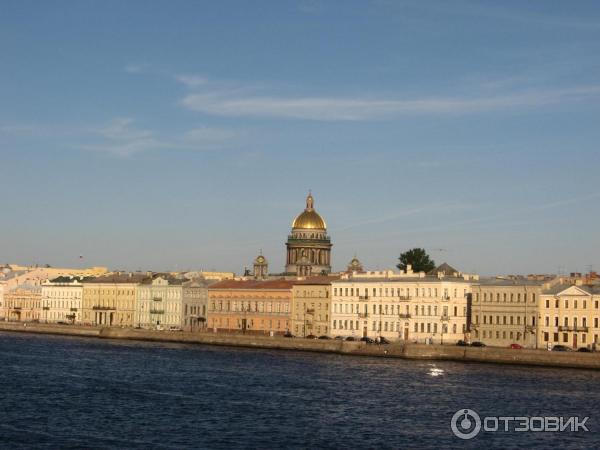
[0, 332, 598, 449]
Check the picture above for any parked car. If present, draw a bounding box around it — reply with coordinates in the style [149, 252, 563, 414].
[360, 337, 375, 344]
[56, 321, 69, 325]
[334, 336, 345, 340]
[345, 336, 356, 341]
[168, 326, 182, 332]
[551, 345, 572, 352]
[509, 343, 523, 349]
[578, 347, 592, 353]
[283, 331, 294, 338]
[378, 337, 391, 344]
[456, 340, 469, 347]
[306, 334, 317, 339]
[471, 341, 486, 347]
[318, 335, 331, 340]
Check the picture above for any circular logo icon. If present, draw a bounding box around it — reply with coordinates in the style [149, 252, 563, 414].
[451, 409, 481, 440]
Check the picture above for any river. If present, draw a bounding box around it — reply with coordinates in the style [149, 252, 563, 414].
[0, 332, 598, 449]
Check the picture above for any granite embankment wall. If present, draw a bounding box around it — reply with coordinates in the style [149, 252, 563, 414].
[2, 322, 600, 370]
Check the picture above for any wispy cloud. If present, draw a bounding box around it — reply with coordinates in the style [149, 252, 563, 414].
[175, 74, 209, 88]
[124, 63, 149, 74]
[180, 85, 600, 121]
[79, 118, 239, 157]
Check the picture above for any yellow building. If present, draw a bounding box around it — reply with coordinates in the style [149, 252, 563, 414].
[291, 276, 337, 337]
[538, 283, 600, 350]
[4, 286, 41, 322]
[82, 273, 150, 327]
[470, 278, 558, 348]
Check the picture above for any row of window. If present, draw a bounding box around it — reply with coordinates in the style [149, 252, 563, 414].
[543, 332, 598, 344]
[209, 301, 290, 314]
[475, 330, 527, 341]
[545, 299, 599, 309]
[476, 315, 536, 326]
[209, 317, 289, 330]
[475, 292, 536, 304]
[333, 286, 465, 299]
[542, 316, 598, 328]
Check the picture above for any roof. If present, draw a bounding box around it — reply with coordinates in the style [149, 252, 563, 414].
[49, 276, 95, 283]
[475, 278, 548, 287]
[83, 273, 152, 284]
[428, 262, 459, 276]
[334, 275, 471, 284]
[209, 279, 298, 290]
[542, 283, 600, 295]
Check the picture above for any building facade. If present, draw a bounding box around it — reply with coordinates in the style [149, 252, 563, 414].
[285, 193, 332, 276]
[470, 279, 554, 348]
[136, 275, 184, 329]
[182, 278, 211, 332]
[40, 276, 89, 324]
[538, 283, 600, 350]
[330, 265, 473, 343]
[291, 277, 336, 337]
[3, 286, 42, 322]
[208, 279, 294, 335]
[82, 274, 149, 326]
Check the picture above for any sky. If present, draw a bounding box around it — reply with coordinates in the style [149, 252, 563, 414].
[1, 0, 599, 276]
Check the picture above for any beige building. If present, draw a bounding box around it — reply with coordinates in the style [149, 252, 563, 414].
[538, 283, 600, 350]
[82, 273, 149, 327]
[470, 278, 560, 348]
[40, 276, 90, 324]
[291, 276, 336, 337]
[3, 286, 42, 322]
[330, 264, 473, 343]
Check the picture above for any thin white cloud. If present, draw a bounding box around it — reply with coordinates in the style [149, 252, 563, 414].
[80, 118, 239, 157]
[175, 74, 209, 88]
[124, 63, 148, 74]
[181, 85, 600, 121]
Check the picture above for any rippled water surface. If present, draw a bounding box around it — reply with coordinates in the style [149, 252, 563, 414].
[1, 332, 599, 449]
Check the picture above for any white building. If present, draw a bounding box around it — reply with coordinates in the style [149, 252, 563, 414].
[330, 264, 475, 343]
[40, 276, 88, 323]
[136, 275, 184, 329]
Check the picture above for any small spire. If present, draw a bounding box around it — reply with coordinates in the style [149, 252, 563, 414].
[306, 190, 314, 210]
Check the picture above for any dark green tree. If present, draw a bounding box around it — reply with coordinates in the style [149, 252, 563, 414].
[397, 248, 435, 273]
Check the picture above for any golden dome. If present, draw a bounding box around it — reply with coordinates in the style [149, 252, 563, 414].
[292, 192, 327, 229]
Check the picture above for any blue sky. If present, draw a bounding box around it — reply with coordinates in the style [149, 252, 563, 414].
[1, 0, 599, 275]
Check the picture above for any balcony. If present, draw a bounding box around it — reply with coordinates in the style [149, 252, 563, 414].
[42, 306, 50, 311]
[92, 306, 114, 311]
[152, 297, 162, 302]
[558, 326, 589, 332]
[70, 307, 78, 312]
[441, 296, 451, 301]
[398, 313, 411, 319]
[440, 314, 450, 321]
[358, 295, 369, 301]
[357, 312, 369, 318]
[398, 295, 411, 301]
[150, 309, 165, 314]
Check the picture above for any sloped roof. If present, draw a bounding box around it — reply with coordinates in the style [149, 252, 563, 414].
[428, 262, 459, 276]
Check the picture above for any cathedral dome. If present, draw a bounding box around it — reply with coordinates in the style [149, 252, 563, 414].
[292, 193, 326, 229]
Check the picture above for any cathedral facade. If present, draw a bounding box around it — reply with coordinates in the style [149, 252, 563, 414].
[285, 193, 332, 276]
